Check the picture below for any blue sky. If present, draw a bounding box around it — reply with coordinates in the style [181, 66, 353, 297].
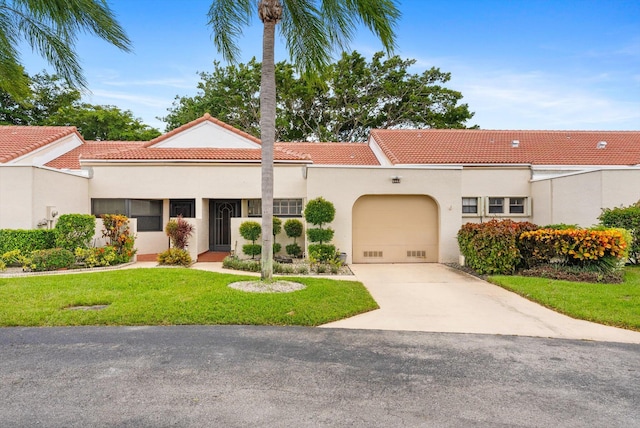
[20, 0, 640, 133]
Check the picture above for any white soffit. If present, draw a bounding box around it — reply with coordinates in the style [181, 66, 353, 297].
[151, 121, 260, 149]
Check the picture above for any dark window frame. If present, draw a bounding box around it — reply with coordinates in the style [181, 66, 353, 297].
[170, 199, 196, 218]
[91, 198, 163, 232]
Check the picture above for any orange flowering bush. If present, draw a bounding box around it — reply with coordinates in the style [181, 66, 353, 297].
[519, 228, 627, 267]
[101, 214, 136, 264]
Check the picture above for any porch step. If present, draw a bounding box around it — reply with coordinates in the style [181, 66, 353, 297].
[197, 251, 230, 262]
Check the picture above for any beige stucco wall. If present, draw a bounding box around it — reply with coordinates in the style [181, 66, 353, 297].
[86, 163, 307, 254]
[532, 168, 640, 228]
[305, 166, 463, 264]
[0, 166, 89, 229]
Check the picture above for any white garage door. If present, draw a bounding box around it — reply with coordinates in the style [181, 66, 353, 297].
[352, 195, 438, 263]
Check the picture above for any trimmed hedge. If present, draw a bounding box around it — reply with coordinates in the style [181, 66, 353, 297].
[54, 214, 96, 251]
[0, 229, 56, 254]
[457, 220, 538, 275]
[29, 248, 75, 272]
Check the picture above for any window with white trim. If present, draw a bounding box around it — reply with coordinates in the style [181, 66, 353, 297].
[485, 197, 529, 216]
[462, 197, 480, 215]
[488, 197, 504, 214]
[509, 197, 526, 214]
[247, 199, 303, 217]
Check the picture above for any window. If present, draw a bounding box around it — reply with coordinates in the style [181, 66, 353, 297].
[247, 199, 303, 217]
[92, 198, 163, 232]
[488, 197, 504, 214]
[509, 197, 526, 214]
[170, 199, 195, 218]
[462, 197, 479, 214]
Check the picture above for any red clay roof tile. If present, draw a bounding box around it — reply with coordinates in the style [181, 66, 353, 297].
[0, 126, 80, 163]
[275, 142, 379, 165]
[370, 129, 640, 165]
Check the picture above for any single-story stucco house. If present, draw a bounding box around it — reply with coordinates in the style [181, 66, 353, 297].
[2, 113, 640, 264]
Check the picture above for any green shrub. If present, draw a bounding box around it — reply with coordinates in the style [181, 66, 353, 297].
[157, 248, 192, 267]
[273, 242, 282, 255]
[599, 202, 640, 264]
[286, 242, 302, 258]
[306, 228, 334, 244]
[239, 221, 261, 242]
[75, 246, 118, 267]
[0, 229, 56, 254]
[242, 244, 261, 258]
[0, 259, 5, 271]
[457, 220, 538, 275]
[295, 264, 309, 274]
[165, 216, 194, 250]
[29, 248, 75, 272]
[284, 219, 303, 240]
[1, 249, 23, 266]
[273, 262, 295, 274]
[304, 197, 335, 227]
[308, 244, 337, 263]
[54, 214, 95, 251]
[222, 255, 260, 272]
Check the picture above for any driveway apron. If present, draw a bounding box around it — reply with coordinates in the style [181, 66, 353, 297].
[321, 263, 640, 343]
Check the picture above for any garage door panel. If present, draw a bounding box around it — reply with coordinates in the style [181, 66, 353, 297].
[352, 195, 438, 263]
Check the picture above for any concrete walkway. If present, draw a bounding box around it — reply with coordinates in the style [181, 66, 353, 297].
[320, 263, 640, 344]
[131, 261, 640, 344]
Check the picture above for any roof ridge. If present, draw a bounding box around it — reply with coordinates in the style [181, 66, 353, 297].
[144, 113, 261, 147]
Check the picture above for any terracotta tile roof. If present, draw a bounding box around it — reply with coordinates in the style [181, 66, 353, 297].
[0, 125, 80, 163]
[370, 129, 640, 166]
[144, 113, 261, 147]
[45, 141, 146, 169]
[81, 146, 310, 162]
[275, 142, 380, 165]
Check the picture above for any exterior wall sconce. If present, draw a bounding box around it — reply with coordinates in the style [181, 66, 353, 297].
[391, 176, 401, 184]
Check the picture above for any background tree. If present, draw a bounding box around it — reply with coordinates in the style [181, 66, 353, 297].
[208, 0, 399, 281]
[163, 51, 474, 141]
[46, 103, 161, 141]
[0, 0, 131, 101]
[0, 71, 160, 140]
[0, 71, 80, 125]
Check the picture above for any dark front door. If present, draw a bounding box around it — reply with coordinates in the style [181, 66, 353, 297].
[210, 200, 240, 251]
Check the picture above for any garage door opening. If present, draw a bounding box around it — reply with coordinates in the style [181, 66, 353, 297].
[352, 195, 439, 263]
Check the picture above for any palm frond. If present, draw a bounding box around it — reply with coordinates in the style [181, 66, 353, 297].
[208, 0, 254, 63]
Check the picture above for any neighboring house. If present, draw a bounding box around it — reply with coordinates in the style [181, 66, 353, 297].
[1, 114, 640, 264]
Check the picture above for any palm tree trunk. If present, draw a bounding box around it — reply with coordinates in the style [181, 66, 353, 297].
[259, 18, 277, 281]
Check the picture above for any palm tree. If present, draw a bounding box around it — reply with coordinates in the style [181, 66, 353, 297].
[0, 0, 131, 100]
[208, 0, 400, 281]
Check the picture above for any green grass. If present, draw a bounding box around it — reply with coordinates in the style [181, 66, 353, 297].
[489, 266, 640, 331]
[0, 268, 378, 327]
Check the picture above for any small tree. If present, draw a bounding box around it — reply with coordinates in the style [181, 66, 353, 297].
[304, 197, 336, 262]
[284, 218, 303, 258]
[165, 215, 194, 249]
[239, 221, 261, 259]
[273, 216, 282, 255]
[101, 214, 136, 264]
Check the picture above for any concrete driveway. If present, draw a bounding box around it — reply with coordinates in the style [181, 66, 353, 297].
[322, 263, 640, 344]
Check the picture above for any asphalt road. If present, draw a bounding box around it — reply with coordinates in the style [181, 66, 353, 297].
[1, 326, 638, 427]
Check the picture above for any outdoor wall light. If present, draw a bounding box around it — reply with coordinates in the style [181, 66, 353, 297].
[391, 176, 401, 184]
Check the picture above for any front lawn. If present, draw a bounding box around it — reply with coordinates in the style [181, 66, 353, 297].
[489, 266, 640, 331]
[0, 268, 378, 327]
